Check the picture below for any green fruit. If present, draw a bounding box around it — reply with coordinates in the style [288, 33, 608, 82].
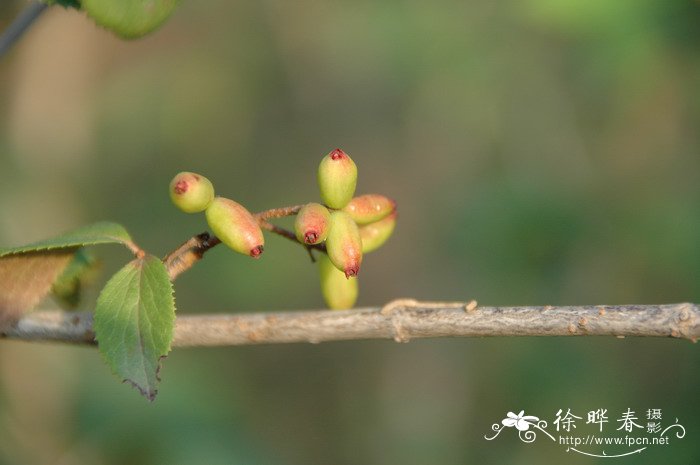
[82, 0, 181, 39]
[360, 211, 396, 253]
[205, 197, 264, 258]
[169, 172, 215, 213]
[326, 211, 362, 278]
[317, 148, 358, 209]
[343, 194, 396, 225]
[294, 203, 331, 244]
[319, 254, 358, 310]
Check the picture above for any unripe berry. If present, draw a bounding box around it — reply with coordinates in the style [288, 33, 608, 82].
[360, 211, 396, 253]
[82, 0, 181, 39]
[319, 254, 358, 310]
[325, 211, 363, 278]
[169, 172, 215, 213]
[205, 197, 264, 258]
[317, 148, 358, 209]
[342, 194, 396, 225]
[295, 203, 331, 244]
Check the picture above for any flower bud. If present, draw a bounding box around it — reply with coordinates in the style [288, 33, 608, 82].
[325, 211, 362, 278]
[342, 194, 396, 225]
[169, 172, 215, 213]
[317, 148, 358, 209]
[319, 254, 358, 310]
[205, 197, 264, 258]
[294, 203, 331, 244]
[360, 211, 396, 253]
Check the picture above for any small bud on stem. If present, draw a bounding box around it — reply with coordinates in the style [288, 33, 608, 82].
[318, 148, 358, 209]
[169, 172, 215, 213]
[318, 254, 358, 310]
[359, 211, 397, 253]
[294, 203, 331, 245]
[326, 211, 363, 278]
[167, 150, 395, 310]
[343, 194, 396, 225]
[205, 197, 265, 258]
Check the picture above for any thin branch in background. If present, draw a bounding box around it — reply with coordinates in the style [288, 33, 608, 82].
[0, 2, 48, 58]
[2, 301, 698, 347]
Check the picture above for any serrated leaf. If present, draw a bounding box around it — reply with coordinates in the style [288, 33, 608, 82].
[94, 254, 175, 401]
[0, 221, 132, 257]
[0, 250, 75, 329]
[51, 249, 100, 309]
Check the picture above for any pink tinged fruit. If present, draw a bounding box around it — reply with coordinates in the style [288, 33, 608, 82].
[326, 211, 363, 278]
[317, 148, 358, 209]
[205, 197, 265, 258]
[318, 254, 358, 310]
[169, 172, 215, 213]
[342, 194, 396, 225]
[359, 211, 396, 253]
[295, 203, 331, 245]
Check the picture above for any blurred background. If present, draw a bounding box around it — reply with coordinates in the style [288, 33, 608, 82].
[1, 0, 699, 463]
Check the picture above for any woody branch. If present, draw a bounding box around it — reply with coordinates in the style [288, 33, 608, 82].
[2, 301, 698, 346]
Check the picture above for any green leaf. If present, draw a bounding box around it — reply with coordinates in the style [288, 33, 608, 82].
[0, 221, 132, 257]
[51, 249, 100, 309]
[94, 254, 175, 401]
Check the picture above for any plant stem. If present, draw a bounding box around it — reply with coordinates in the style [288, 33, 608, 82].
[255, 205, 304, 221]
[163, 205, 323, 280]
[3, 301, 698, 346]
[0, 2, 48, 58]
[163, 232, 221, 281]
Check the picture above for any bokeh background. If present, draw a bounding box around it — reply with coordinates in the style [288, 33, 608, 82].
[1, 0, 699, 464]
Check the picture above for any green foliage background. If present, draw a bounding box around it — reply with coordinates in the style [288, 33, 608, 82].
[1, 0, 699, 463]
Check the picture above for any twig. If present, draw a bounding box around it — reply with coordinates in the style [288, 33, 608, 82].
[0, 2, 48, 58]
[162, 232, 221, 281]
[257, 219, 326, 253]
[162, 205, 324, 279]
[2, 301, 698, 346]
[255, 205, 304, 221]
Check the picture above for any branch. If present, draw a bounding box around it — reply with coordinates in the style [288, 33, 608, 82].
[255, 205, 303, 221]
[162, 232, 221, 281]
[2, 300, 698, 346]
[0, 2, 48, 58]
[162, 205, 324, 279]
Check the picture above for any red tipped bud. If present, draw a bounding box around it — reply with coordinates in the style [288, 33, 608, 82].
[317, 148, 358, 209]
[342, 194, 396, 225]
[169, 172, 215, 213]
[360, 211, 396, 253]
[205, 197, 264, 258]
[325, 211, 363, 278]
[318, 254, 358, 310]
[294, 203, 331, 245]
[250, 245, 264, 258]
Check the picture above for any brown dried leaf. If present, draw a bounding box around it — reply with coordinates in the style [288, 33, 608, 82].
[0, 250, 76, 329]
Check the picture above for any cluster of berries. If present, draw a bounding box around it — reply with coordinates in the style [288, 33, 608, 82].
[168, 149, 396, 309]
